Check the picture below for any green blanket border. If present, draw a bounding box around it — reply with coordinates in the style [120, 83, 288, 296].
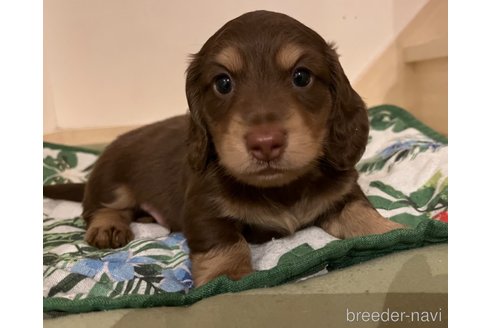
[43, 104, 448, 313]
[43, 141, 102, 155]
[368, 105, 448, 145]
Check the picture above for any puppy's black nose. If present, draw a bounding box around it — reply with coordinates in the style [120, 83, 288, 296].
[246, 127, 286, 161]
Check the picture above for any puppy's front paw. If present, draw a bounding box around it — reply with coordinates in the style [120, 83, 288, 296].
[85, 212, 134, 249]
[191, 241, 253, 287]
[321, 200, 407, 239]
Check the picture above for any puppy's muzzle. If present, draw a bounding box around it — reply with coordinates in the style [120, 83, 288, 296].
[245, 126, 287, 162]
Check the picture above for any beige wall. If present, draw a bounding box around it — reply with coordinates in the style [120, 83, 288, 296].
[44, 0, 429, 133]
[354, 0, 447, 135]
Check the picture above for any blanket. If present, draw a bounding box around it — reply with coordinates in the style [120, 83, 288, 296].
[43, 105, 448, 313]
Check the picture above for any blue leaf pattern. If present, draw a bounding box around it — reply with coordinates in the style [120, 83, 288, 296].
[71, 259, 104, 278]
[159, 266, 193, 292]
[70, 251, 167, 282]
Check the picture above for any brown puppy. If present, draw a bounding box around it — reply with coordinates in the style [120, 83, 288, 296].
[44, 11, 403, 287]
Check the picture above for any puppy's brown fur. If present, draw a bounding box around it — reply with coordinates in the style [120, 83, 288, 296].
[44, 11, 403, 286]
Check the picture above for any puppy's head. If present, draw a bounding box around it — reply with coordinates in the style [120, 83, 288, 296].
[186, 10, 368, 188]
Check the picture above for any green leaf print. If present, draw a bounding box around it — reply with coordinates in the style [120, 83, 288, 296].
[43, 217, 86, 231]
[145, 255, 173, 263]
[132, 278, 143, 295]
[409, 186, 435, 208]
[43, 149, 92, 184]
[123, 279, 135, 295]
[43, 156, 62, 171]
[43, 231, 85, 249]
[87, 273, 113, 298]
[43, 252, 59, 266]
[133, 242, 173, 254]
[369, 181, 408, 200]
[109, 281, 125, 298]
[144, 281, 153, 294]
[426, 185, 448, 211]
[369, 110, 408, 132]
[358, 160, 387, 174]
[368, 171, 448, 220]
[389, 213, 431, 228]
[367, 196, 410, 210]
[134, 264, 164, 277]
[48, 273, 87, 297]
[58, 150, 78, 168]
[43, 167, 58, 184]
[43, 216, 55, 223]
[423, 171, 444, 188]
[87, 281, 112, 298]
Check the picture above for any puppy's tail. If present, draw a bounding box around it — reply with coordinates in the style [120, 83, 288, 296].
[43, 183, 85, 202]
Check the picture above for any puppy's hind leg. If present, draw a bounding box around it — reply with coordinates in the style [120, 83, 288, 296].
[83, 185, 136, 249]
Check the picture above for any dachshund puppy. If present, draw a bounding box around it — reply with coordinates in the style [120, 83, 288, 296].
[44, 10, 403, 287]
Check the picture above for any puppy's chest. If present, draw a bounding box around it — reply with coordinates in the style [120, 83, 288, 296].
[216, 194, 332, 234]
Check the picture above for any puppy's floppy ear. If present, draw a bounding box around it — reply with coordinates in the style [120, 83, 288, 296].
[185, 54, 212, 172]
[323, 45, 369, 171]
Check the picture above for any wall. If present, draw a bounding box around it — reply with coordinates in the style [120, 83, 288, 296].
[44, 0, 429, 133]
[354, 0, 447, 135]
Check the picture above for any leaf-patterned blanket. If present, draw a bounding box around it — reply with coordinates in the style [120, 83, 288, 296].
[43, 105, 448, 313]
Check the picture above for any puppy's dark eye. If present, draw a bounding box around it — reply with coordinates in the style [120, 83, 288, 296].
[292, 68, 311, 87]
[214, 74, 233, 95]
